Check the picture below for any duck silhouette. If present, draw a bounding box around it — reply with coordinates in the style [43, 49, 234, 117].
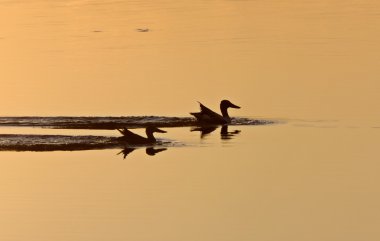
[190, 100, 241, 124]
[117, 126, 167, 144]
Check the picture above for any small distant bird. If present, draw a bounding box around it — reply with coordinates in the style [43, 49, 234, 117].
[136, 28, 150, 32]
[117, 126, 166, 144]
[190, 100, 241, 124]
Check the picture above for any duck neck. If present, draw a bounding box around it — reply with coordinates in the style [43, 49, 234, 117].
[146, 130, 156, 142]
[220, 106, 230, 119]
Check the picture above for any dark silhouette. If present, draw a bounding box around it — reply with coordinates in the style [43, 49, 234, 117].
[191, 125, 241, 140]
[117, 147, 136, 158]
[146, 147, 167, 156]
[220, 125, 241, 140]
[117, 147, 167, 159]
[117, 126, 167, 144]
[190, 100, 241, 124]
[191, 126, 218, 138]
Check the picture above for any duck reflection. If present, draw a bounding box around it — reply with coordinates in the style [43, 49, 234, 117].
[191, 125, 241, 139]
[220, 125, 241, 140]
[146, 147, 167, 156]
[190, 125, 218, 138]
[117, 146, 167, 159]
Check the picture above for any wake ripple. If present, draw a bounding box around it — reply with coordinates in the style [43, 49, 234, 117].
[0, 116, 274, 129]
[0, 134, 121, 151]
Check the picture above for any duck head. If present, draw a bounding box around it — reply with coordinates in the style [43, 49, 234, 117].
[220, 100, 240, 121]
[220, 100, 241, 110]
[146, 126, 167, 142]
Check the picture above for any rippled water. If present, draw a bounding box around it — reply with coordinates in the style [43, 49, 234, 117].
[0, 120, 379, 241]
[0, 116, 272, 151]
[0, 116, 273, 128]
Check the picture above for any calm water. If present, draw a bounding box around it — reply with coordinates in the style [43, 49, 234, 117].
[1, 0, 380, 240]
[0, 121, 379, 241]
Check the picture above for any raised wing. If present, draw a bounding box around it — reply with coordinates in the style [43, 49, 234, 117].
[198, 102, 225, 123]
[199, 102, 214, 113]
[117, 128, 146, 142]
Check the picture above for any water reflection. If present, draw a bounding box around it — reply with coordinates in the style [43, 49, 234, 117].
[220, 125, 241, 140]
[146, 147, 167, 156]
[191, 125, 241, 140]
[191, 126, 218, 138]
[117, 146, 167, 159]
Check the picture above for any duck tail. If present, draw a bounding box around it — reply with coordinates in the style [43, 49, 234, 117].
[117, 128, 126, 135]
[190, 112, 202, 119]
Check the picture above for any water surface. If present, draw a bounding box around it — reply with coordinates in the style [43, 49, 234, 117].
[0, 120, 379, 241]
[0, 0, 379, 240]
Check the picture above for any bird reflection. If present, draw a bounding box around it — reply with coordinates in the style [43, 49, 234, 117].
[117, 146, 167, 159]
[190, 126, 218, 138]
[191, 125, 241, 139]
[220, 125, 241, 140]
[146, 147, 167, 156]
[117, 147, 136, 158]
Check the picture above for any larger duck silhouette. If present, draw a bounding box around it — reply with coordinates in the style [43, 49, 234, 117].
[117, 126, 167, 144]
[190, 100, 241, 124]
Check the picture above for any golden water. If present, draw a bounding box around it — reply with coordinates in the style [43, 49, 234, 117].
[0, 0, 379, 240]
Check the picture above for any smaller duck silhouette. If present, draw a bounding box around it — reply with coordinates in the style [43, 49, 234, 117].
[117, 126, 167, 144]
[190, 100, 241, 124]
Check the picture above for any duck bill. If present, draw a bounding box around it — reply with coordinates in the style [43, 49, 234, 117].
[230, 103, 241, 109]
[155, 128, 167, 133]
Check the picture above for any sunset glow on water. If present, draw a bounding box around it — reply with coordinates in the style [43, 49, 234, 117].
[0, 1, 379, 240]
